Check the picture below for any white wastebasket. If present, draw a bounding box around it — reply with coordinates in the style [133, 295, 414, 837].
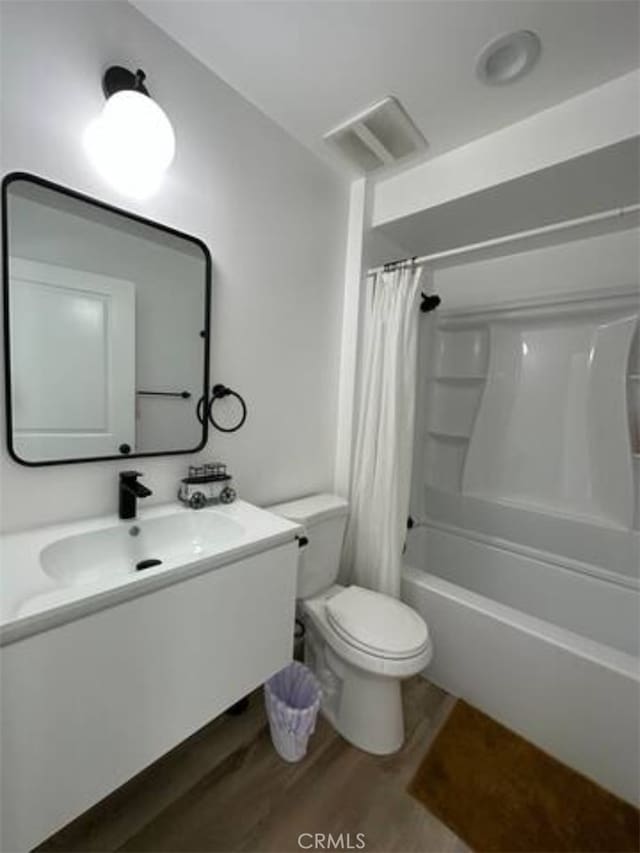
[264, 661, 321, 762]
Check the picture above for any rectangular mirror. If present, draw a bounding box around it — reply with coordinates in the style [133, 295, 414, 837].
[2, 173, 210, 466]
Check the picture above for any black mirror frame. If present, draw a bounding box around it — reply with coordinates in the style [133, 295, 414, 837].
[1, 171, 211, 467]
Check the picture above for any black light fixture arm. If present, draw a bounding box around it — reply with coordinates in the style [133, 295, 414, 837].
[102, 65, 150, 99]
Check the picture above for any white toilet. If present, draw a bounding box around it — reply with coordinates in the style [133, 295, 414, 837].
[271, 493, 432, 755]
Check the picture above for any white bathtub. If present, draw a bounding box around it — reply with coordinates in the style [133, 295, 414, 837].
[402, 521, 640, 804]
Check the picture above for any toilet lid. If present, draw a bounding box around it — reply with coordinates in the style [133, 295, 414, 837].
[325, 586, 429, 659]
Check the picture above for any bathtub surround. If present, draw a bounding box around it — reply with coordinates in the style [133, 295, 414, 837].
[462, 307, 636, 526]
[343, 265, 423, 598]
[0, 0, 348, 532]
[382, 217, 640, 805]
[416, 234, 640, 574]
[419, 287, 639, 529]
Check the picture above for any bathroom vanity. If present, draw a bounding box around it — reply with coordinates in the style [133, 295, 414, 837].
[0, 501, 301, 852]
[0, 171, 303, 852]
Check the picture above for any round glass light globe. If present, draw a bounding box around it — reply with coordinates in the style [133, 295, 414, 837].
[84, 90, 175, 199]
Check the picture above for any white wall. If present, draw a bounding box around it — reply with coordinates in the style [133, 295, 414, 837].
[333, 179, 410, 502]
[372, 69, 640, 227]
[0, 0, 349, 532]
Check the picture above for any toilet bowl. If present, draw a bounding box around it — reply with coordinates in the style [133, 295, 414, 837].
[270, 494, 432, 755]
[304, 584, 432, 754]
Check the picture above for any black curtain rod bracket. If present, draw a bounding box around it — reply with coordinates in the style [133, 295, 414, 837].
[383, 255, 417, 272]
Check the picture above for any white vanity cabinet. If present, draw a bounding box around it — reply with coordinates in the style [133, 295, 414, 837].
[0, 504, 299, 852]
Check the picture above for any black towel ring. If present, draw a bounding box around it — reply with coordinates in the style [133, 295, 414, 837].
[209, 384, 247, 432]
[197, 384, 247, 433]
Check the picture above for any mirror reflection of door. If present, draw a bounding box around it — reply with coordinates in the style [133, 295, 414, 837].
[3, 173, 210, 464]
[9, 258, 136, 461]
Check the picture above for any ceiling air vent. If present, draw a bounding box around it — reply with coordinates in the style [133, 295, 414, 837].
[324, 96, 428, 174]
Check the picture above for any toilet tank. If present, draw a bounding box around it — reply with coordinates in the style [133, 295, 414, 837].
[269, 494, 349, 599]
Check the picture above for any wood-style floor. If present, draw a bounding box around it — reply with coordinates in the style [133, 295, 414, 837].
[40, 677, 468, 853]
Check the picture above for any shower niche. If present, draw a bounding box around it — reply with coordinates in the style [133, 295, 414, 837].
[423, 292, 640, 530]
[424, 325, 488, 493]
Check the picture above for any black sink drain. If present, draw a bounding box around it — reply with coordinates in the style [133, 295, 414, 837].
[136, 558, 162, 571]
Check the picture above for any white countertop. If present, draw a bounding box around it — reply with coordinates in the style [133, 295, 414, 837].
[0, 501, 301, 646]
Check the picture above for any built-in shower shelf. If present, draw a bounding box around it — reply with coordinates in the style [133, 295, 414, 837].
[628, 374, 640, 380]
[427, 430, 471, 442]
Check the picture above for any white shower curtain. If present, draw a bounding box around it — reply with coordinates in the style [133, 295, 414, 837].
[343, 265, 423, 598]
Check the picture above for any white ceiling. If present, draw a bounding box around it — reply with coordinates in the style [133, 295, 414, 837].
[134, 1, 640, 175]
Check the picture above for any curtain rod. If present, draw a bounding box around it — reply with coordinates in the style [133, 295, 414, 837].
[366, 204, 640, 277]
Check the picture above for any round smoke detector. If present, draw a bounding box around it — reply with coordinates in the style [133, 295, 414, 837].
[476, 30, 541, 86]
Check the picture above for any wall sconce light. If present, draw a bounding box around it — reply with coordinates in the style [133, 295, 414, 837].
[84, 66, 175, 200]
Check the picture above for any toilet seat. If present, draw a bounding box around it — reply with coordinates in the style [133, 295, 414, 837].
[325, 585, 430, 661]
[303, 587, 432, 679]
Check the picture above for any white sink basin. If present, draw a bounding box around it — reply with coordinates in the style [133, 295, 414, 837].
[41, 510, 246, 586]
[1, 501, 302, 642]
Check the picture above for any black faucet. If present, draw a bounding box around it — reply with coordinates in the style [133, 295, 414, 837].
[119, 471, 152, 520]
